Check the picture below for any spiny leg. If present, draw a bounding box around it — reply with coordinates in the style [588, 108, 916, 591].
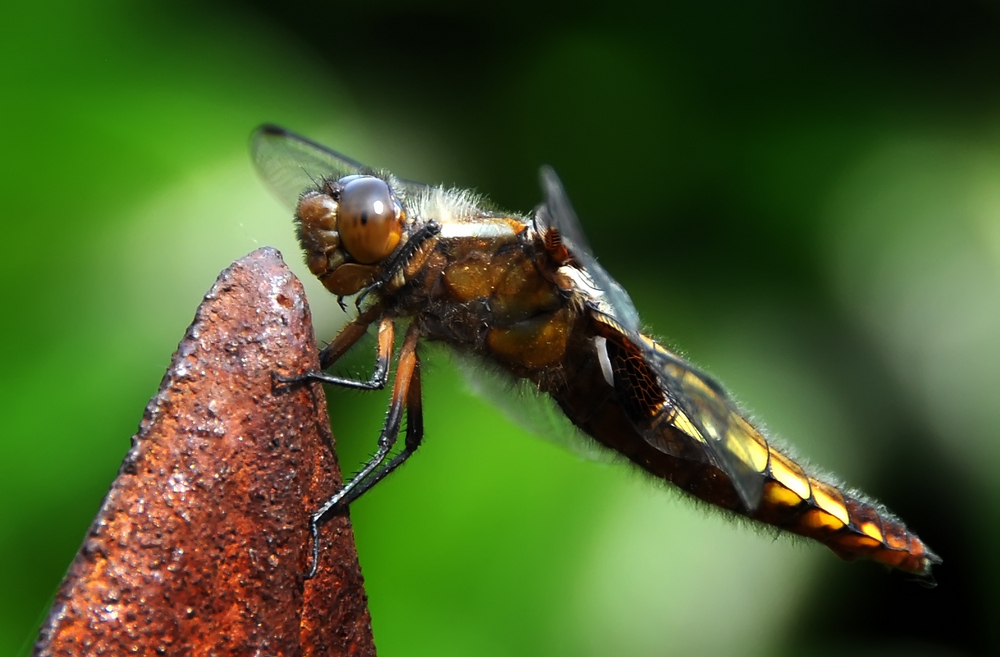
[330, 343, 424, 505]
[281, 306, 393, 390]
[318, 305, 381, 370]
[305, 323, 424, 579]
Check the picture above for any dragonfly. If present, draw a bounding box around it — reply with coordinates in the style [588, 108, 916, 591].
[251, 124, 940, 579]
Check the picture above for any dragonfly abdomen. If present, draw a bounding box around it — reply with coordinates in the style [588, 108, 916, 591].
[753, 449, 940, 574]
[551, 331, 939, 576]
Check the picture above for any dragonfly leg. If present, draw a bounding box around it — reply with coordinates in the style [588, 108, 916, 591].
[330, 341, 423, 505]
[305, 323, 424, 579]
[279, 308, 393, 390]
[354, 222, 442, 313]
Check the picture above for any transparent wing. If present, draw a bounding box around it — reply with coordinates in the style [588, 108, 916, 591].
[250, 124, 372, 210]
[534, 166, 767, 509]
[250, 124, 433, 210]
[537, 166, 594, 255]
[434, 344, 615, 462]
[644, 340, 767, 511]
[536, 166, 642, 336]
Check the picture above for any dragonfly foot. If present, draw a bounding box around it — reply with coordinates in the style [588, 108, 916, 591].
[303, 497, 349, 580]
[271, 370, 326, 389]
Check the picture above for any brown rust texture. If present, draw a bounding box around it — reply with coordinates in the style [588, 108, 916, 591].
[33, 247, 375, 656]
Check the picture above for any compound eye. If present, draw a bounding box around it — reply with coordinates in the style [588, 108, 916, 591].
[337, 176, 405, 264]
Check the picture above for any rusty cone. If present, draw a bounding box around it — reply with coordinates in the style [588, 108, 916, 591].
[33, 248, 375, 656]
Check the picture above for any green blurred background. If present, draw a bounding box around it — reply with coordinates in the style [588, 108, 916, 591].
[1, 0, 995, 654]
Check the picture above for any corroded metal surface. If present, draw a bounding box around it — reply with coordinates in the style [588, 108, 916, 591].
[34, 247, 375, 656]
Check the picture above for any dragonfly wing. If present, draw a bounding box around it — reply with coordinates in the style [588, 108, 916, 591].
[646, 342, 768, 511]
[250, 124, 372, 210]
[439, 344, 615, 462]
[537, 166, 594, 254]
[536, 167, 642, 337]
[250, 124, 432, 210]
[536, 166, 765, 509]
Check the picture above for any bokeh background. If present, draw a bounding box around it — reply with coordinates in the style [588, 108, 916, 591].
[1, 0, 996, 654]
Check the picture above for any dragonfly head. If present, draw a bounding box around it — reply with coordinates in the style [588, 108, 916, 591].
[296, 175, 406, 295]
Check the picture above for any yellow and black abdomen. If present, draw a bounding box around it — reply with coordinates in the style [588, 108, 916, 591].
[752, 444, 940, 574]
[550, 328, 940, 576]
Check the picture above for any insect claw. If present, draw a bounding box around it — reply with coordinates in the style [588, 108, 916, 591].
[355, 282, 382, 311]
[272, 370, 328, 388]
[271, 370, 302, 389]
